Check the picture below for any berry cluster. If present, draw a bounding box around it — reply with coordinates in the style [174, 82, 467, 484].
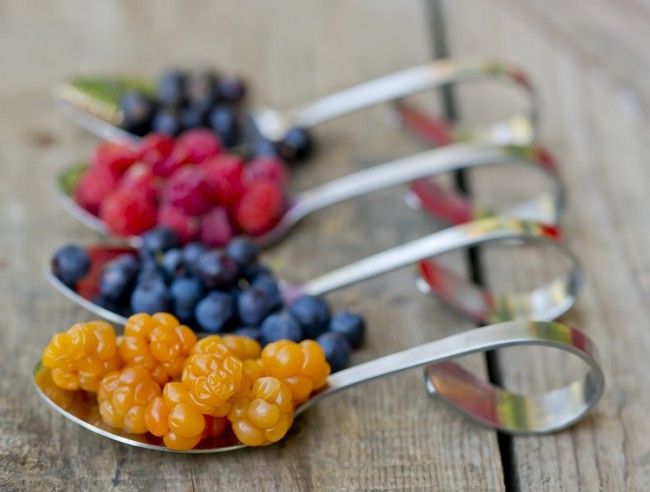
[53, 232, 365, 371]
[73, 130, 288, 239]
[39, 316, 333, 450]
[118, 67, 313, 161]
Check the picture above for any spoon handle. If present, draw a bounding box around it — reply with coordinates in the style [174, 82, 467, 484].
[305, 320, 604, 434]
[287, 58, 535, 131]
[287, 143, 560, 227]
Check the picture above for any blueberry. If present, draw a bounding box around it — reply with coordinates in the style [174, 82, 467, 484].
[234, 326, 261, 342]
[136, 260, 166, 288]
[52, 245, 90, 288]
[260, 312, 303, 344]
[216, 76, 246, 103]
[195, 292, 234, 333]
[141, 227, 180, 257]
[254, 139, 278, 157]
[237, 287, 272, 326]
[278, 127, 313, 161]
[157, 69, 186, 106]
[226, 237, 259, 267]
[209, 106, 239, 147]
[130, 280, 171, 314]
[180, 106, 206, 130]
[252, 275, 283, 310]
[197, 250, 239, 289]
[186, 70, 218, 108]
[329, 311, 365, 348]
[120, 92, 156, 135]
[170, 277, 203, 322]
[181, 242, 207, 276]
[161, 248, 185, 279]
[288, 295, 330, 339]
[153, 108, 182, 136]
[317, 332, 351, 372]
[99, 254, 139, 302]
[242, 263, 272, 282]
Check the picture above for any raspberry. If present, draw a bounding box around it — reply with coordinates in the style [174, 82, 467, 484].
[228, 377, 294, 446]
[199, 207, 234, 247]
[118, 313, 197, 385]
[182, 339, 243, 416]
[138, 133, 174, 167]
[158, 205, 200, 243]
[118, 163, 158, 204]
[74, 165, 119, 215]
[151, 148, 190, 178]
[41, 321, 122, 392]
[234, 181, 285, 235]
[245, 156, 288, 188]
[97, 367, 161, 434]
[261, 339, 330, 404]
[176, 129, 223, 164]
[162, 165, 212, 216]
[202, 155, 246, 205]
[92, 141, 137, 175]
[99, 189, 158, 236]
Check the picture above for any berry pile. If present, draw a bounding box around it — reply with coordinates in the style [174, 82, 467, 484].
[73, 130, 289, 239]
[39, 315, 333, 450]
[117, 67, 313, 161]
[53, 232, 365, 371]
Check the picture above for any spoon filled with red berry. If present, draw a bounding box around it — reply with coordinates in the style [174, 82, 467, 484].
[33, 317, 604, 453]
[54, 58, 536, 160]
[47, 216, 582, 351]
[58, 138, 562, 249]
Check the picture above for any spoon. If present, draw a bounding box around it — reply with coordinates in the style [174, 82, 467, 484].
[58, 142, 562, 248]
[46, 216, 581, 328]
[54, 58, 536, 149]
[33, 319, 605, 453]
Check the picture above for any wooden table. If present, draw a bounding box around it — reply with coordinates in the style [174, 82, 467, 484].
[1, 1, 648, 490]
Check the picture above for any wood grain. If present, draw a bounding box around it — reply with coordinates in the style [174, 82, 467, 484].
[0, 1, 507, 490]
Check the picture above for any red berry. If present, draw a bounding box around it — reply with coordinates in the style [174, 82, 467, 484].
[234, 182, 285, 235]
[203, 155, 246, 205]
[119, 163, 158, 203]
[100, 190, 158, 236]
[151, 146, 192, 178]
[176, 130, 222, 164]
[92, 141, 137, 175]
[200, 207, 234, 247]
[162, 166, 212, 216]
[138, 134, 174, 167]
[245, 157, 287, 188]
[158, 205, 200, 243]
[74, 166, 120, 215]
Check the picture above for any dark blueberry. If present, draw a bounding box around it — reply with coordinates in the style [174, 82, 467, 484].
[197, 250, 239, 289]
[99, 254, 139, 302]
[237, 287, 272, 326]
[288, 295, 331, 339]
[137, 260, 167, 288]
[278, 127, 314, 161]
[317, 332, 351, 373]
[186, 69, 218, 108]
[157, 69, 186, 107]
[195, 291, 234, 333]
[180, 106, 206, 130]
[120, 92, 156, 135]
[234, 327, 261, 342]
[260, 312, 303, 344]
[130, 281, 171, 314]
[170, 277, 203, 322]
[161, 248, 185, 279]
[92, 294, 128, 316]
[181, 242, 207, 276]
[226, 237, 259, 267]
[242, 263, 272, 282]
[216, 76, 246, 103]
[153, 108, 182, 136]
[209, 106, 239, 147]
[52, 245, 90, 288]
[329, 311, 365, 348]
[141, 227, 180, 257]
[252, 275, 283, 310]
[254, 138, 278, 157]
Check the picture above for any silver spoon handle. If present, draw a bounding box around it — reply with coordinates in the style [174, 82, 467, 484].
[303, 320, 603, 434]
[287, 58, 535, 130]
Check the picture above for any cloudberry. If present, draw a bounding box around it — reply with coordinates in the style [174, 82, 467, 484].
[192, 334, 261, 362]
[41, 320, 122, 392]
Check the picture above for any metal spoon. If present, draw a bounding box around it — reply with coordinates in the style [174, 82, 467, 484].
[54, 58, 536, 149]
[57, 142, 562, 248]
[33, 319, 605, 453]
[46, 216, 581, 328]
